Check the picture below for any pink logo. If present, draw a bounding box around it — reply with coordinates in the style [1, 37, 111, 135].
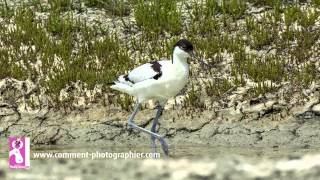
[9, 137, 30, 169]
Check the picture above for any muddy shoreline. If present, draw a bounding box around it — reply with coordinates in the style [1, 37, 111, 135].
[1, 103, 320, 149]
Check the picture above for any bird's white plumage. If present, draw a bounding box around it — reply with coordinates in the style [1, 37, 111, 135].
[111, 46, 191, 104]
[128, 62, 161, 83]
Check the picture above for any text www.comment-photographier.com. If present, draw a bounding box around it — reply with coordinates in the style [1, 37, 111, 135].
[33, 151, 160, 160]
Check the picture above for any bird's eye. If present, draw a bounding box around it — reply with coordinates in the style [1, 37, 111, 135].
[180, 46, 186, 50]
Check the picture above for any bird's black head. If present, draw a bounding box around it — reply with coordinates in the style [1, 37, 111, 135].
[172, 39, 195, 63]
[172, 39, 213, 69]
[174, 39, 194, 53]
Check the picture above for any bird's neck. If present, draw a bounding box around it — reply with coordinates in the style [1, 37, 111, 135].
[172, 54, 188, 69]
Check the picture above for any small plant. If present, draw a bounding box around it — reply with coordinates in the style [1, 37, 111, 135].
[116, 94, 134, 112]
[184, 84, 205, 109]
[50, 0, 72, 12]
[231, 50, 285, 87]
[220, 0, 246, 19]
[204, 0, 220, 18]
[245, 16, 256, 32]
[0, 57, 27, 80]
[247, 0, 281, 7]
[134, 0, 182, 36]
[250, 23, 275, 50]
[298, 9, 319, 29]
[292, 63, 317, 88]
[245, 54, 285, 83]
[205, 78, 233, 98]
[284, 5, 300, 27]
[281, 27, 296, 42]
[232, 73, 246, 87]
[0, 0, 12, 17]
[291, 30, 319, 63]
[252, 81, 277, 97]
[47, 11, 80, 36]
[85, 0, 130, 16]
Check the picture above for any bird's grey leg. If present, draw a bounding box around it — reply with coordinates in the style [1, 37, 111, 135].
[127, 102, 141, 125]
[127, 102, 169, 156]
[150, 105, 164, 154]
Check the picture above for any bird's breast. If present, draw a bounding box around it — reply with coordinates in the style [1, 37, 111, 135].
[158, 65, 188, 97]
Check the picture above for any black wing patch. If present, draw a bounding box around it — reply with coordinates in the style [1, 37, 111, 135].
[123, 74, 135, 84]
[153, 72, 162, 80]
[150, 61, 162, 80]
[150, 61, 161, 72]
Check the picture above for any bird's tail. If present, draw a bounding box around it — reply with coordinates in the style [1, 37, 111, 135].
[117, 75, 134, 86]
[110, 82, 133, 95]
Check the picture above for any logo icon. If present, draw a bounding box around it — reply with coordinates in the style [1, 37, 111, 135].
[9, 137, 30, 169]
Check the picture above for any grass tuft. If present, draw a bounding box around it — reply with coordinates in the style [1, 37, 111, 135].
[134, 0, 182, 37]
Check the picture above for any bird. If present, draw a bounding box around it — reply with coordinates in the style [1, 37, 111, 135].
[110, 39, 206, 156]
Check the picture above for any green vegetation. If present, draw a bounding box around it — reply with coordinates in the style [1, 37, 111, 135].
[184, 83, 205, 109]
[205, 78, 233, 98]
[0, 0, 319, 110]
[85, 0, 130, 16]
[134, 0, 182, 37]
[247, 0, 281, 7]
[220, 0, 247, 19]
[0, 2, 133, 107]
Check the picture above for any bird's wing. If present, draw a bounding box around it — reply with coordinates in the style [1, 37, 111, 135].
[115, 60, 169, 86]
[129, 61, 163, 83]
